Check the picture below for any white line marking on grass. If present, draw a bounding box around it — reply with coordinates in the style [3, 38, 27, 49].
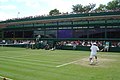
[0, 75, 13, 80]
[56, 60, 80, 67]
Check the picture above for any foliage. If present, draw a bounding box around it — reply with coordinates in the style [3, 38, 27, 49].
[95, 4, 107, 12]
[72, 4, 84, 13]
[49, 9, 61, 15]
[48, 0, 120, 15]
[71, 0, 120, 13]
[106, 0, 120, 10]
[72, 3, 96, 13]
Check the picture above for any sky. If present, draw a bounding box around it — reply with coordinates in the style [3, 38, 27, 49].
[0, 0, 112, 21]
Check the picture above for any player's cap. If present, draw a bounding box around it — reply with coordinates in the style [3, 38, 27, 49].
[93, 42, 96, 45]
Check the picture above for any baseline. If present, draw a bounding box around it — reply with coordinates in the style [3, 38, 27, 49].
[56, 59, 81, 67]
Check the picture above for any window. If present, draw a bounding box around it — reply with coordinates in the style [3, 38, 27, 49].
[24, 31, 33, 38]
[73, 29, 87, 38]
[88, 29, 105, 38]
[58, 21, 72, 25]
[45, 30, 57, 38]
[73, 21, 88, 25]
[4, 31, 14, 38]
[89, 20, 105, 24]
[58, 30, 72, 38]
[24, 24, 33, 27]
[34, 23, 44, 27]
[106, 28, 120, 38]
[15, 31, 23, 38]
[34, 31, 45, 38]
[45, 22, 57, 26]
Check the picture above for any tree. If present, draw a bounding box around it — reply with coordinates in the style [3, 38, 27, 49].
[72, 3, 96, 13]
[106, 0, 120, 10]
[84, 3, 96, 13]
[89, 3, 96, 11]
[72, 4, 84, 13]
[95, 4, 107, 12]
[49, 9, 60, 16]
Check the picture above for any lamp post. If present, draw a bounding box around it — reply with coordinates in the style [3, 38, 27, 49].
[17, 12, 20, 18]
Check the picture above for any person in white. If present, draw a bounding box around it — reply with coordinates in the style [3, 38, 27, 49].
[89, 42, 99, 64]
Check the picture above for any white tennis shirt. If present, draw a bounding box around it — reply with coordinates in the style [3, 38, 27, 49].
[90, 45, 99, 55]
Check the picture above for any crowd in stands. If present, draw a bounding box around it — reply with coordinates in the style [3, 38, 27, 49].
[0, 40, 120, 48]
[0, 40, 35, 45]
[56, 40, 120, 47]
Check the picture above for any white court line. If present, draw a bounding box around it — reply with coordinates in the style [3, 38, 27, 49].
[56, 59, 81, 67]
[0, 55, 81, 68]
[0, 76, 13, 80]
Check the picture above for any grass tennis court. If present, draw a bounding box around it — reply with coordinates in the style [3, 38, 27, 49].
[0, 47, 120, 80]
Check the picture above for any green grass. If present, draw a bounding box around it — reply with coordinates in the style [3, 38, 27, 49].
[0, 47, 120, 80]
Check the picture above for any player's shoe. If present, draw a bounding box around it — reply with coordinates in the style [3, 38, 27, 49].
[90, 60, 93, 65]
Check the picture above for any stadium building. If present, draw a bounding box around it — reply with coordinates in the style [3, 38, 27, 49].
[0, 11, 120, 51]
